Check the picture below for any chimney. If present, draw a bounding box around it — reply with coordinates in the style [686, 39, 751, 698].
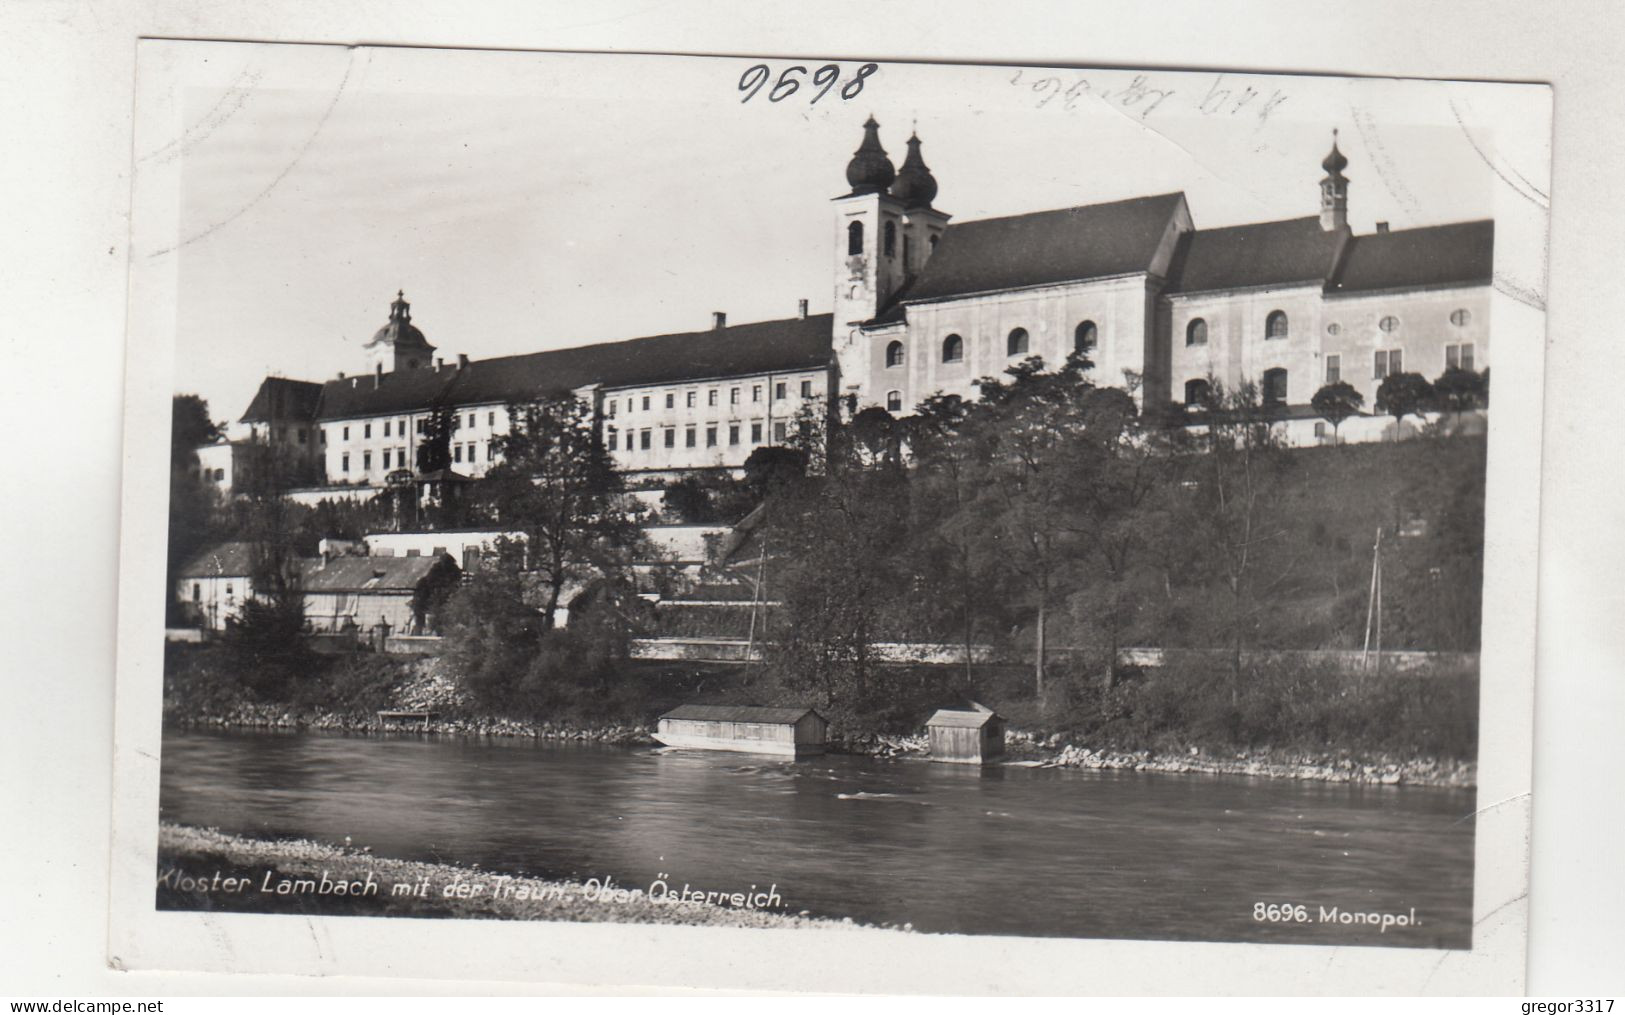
[712, 311, 727, 330]
[1376, 221, 1390, 234]
[374, 362, 383, 389]
[458, 353, 469, 368]
[436, 357, 445, 369]
[337, 371, 345, 380]
[797, 299, 808, 320]
[350, 377, 358, 389]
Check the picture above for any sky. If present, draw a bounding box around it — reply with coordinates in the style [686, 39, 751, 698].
[152, 44, 1545, 424]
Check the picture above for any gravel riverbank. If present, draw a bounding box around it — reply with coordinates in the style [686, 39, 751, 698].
[156, 822, 883, 929]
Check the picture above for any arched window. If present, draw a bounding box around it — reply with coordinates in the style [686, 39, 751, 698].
[847, 221, 864, 256]
[883, 220, 897, 257]
[1266, 310, 1289, 340]
[885, 340, 905, 368]
[1184, 378, 1211, 406]
[929, 234, 939, 251]
[1007, 327, 1030, 356]
[1074, 320, 1098, 354]
[942, 334, 964, 363]
[885, 390, 903, 412]
[1186, 318, 1208, 346]
[1263, 367, 1288, 403]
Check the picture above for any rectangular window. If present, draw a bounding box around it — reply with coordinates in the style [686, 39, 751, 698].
[364, 423, 372, 438]
[608, 429, 618, 451]
[642, 395, 651, 411]
[640, 430, 651, 451]
[627, 398, 635, 413]
[415, 418, 425, 434]
[801, 380, 813, 398]
[1461, 344, 1474, 371]
[686, 391, 696, 408]
[728, 424, 740, 446]
[730, 388, 740, 405]
[1325, 354, 1340, 385]
[664, 429, 676, 449]
[467, 413, 475, 429]
[773, 421, 787, 442]
[343, 425, 350, 440]
[298, 428, 308, 445]
[685, 427, 697, 448]
[363, 451, 372, 470]
[1373, 351, 1388, 379]
[454, 444, 463, 463]
[751, 422, 763, 444]
[706, 426, 717, 447]
[752, 385, 762, 403]
[1314, 421, 1327, 439]
[383, 420, 391, 437]
[342, 453, 350, 473]
[1446, 345, 1459, 369]
[488, 443, 496, 461]
[1390, 349, 1403, 374]
[708, 389, 718, 406]
[488, 411, 495, 427]
[666, 393, 675, 409]
[775, 381, 786, 400]
[606, 399, 616, 417]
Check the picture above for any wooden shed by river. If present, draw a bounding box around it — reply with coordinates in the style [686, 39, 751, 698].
[926, 705, 1006, 765]
[655, 705, 828, 758]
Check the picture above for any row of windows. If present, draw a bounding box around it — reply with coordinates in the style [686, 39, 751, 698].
[846, 220, 940, 258]
[1187, 308, 1473, 347]
[339, 442, 496, 473]
[1182, 343, 1480, 407]
[606, 421, 785, 451]
[889, 321, 1099, 369]
[334, 411, 498, 443]
[606, 380, 816, 417]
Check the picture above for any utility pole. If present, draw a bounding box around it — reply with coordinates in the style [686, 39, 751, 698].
[1362, 527, 1384, 675]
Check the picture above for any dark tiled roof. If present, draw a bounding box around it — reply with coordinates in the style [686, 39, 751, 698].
[315, 315, 833, 421]
[660, 704, 821, 725]
[177, 541, 258, 578]
[1164, 216, 1347, 295]
[1326, 220, 1494, 295]
[900, 193, 1186, 305]
[240, 377, 323, 423]
[301, 554, 455, 593]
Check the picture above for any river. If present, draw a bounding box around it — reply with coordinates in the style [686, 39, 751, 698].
[159, 727, 1475, 947]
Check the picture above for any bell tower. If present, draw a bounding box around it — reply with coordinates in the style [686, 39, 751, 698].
[1319, 129, 1350, 232]
[365, 290, 436, 374]
[832, 117, 905, 332]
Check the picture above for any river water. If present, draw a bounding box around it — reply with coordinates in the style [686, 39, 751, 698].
[159, 728, 1475, 947]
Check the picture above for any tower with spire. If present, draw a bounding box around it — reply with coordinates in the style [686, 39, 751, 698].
[1320, 130, 1350, 232]
[365, 290, 436, 374]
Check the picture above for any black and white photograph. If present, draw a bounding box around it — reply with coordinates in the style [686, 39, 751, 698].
[102, 37, 1552, 993]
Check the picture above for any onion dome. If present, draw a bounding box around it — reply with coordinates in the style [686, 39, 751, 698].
[845, 116, 896, 195]
[367, 290, 432, 349]
[889, 132, 938, 209]
[1322, 130, 1349, 174]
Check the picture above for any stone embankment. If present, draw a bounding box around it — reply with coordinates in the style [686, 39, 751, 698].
[833, 731, 1475, 788]
[157, 823, 886, 929]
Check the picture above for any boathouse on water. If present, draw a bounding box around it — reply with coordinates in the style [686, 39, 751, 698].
[655, 705, 828, 758]
[926, 705, 1006, 764]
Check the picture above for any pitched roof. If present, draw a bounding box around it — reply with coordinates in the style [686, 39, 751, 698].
[315, 314, 833, 421]
[926, 708, 1003, 728]
[1326, 220, 1494, 295]
[240, 377, 323, 423]
[300, 554, 455, 593]
[660, 704, 821, 725]
[898, 193, 1187, 307]
[1164, 216, 1347, 295]
[177, 541, 258, 578]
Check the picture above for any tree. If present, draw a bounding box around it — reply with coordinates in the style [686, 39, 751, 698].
[959, 353, 1101, 700]
[904, 392, 987, 685]
[415, 405, 456, 473]
[742, 445, 807, 497]
[1310, 381, 1365, 443]
[661, 474, 718, 523]
[171, 394, 222, 469]
[480, 393, 641, 632]
[1432, 367, 1487, 422]
[168, 395, 225, 623]
[1375, 372, 1435, 434]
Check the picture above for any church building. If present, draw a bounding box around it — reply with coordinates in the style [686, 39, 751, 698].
[208, 118, 1493, 495]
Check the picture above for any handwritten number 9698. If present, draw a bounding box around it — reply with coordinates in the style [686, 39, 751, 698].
[739, 63, 878, 104]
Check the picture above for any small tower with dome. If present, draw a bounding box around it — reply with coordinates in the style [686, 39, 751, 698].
[1320, 130, 1350, 232]
[365, 290, 436, 374]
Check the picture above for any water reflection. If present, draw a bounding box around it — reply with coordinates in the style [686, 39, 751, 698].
[159, 728, 1475, 947]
